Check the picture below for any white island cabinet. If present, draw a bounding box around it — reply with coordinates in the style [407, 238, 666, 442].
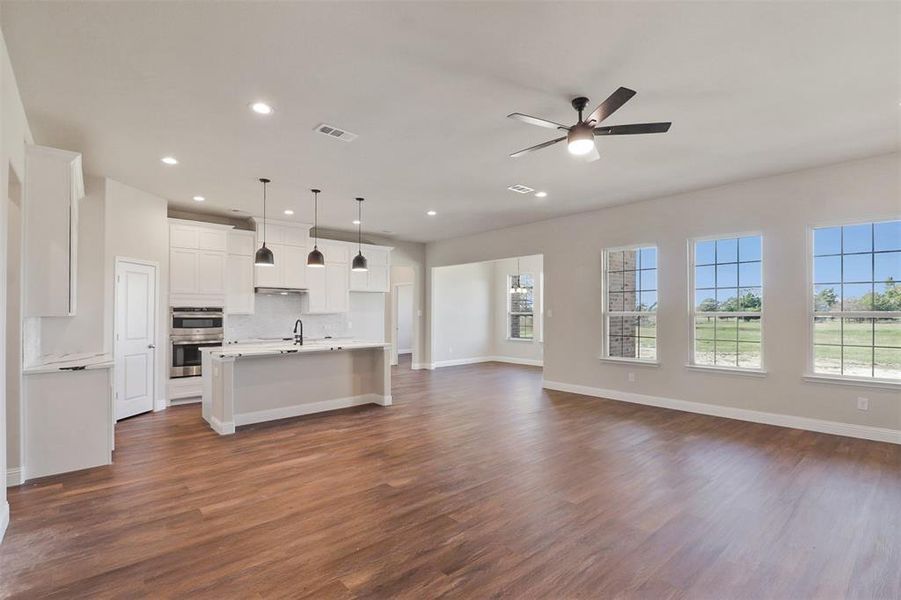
[201, 341, 391, 435]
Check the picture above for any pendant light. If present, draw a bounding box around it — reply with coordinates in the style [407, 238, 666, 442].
[510, 257, 525, 293]
[254, 178, 275, 266]
[351, 197, 368, 272]
[307, 188, 325, 267]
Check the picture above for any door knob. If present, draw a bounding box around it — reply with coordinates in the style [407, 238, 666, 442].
[148, 344, 156, 349]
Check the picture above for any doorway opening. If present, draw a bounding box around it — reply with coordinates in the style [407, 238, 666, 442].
[6, 163, 24, 485]
[429, 254, 544, 370]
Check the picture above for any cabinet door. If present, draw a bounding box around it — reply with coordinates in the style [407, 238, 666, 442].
[170, 224, 199, 249]
[254, 242, 282, 288]
[281, 244, 307, 289]
[228, 231, 254, 255]
[306, 265, 327, 312]
[198, 229, 227, 251]
[226, 253, 254, 314]
[325, 263, 349, 312]
[349, 268, 369, 292]
[196, 252, 226, 295]
[368, 264, 389, 292]
[170, 248, 198, 294]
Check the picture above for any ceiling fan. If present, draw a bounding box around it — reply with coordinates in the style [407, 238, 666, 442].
[507, 87, 671, 162]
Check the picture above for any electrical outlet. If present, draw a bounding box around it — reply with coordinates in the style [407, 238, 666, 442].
[627, 372, 636, 383]
[856, 397, 869, 411]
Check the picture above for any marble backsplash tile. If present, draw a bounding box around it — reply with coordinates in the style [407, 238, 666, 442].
[225, 294, 349, 342]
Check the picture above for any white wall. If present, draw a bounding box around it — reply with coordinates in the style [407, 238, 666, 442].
[104, 178, 169, 411]
[396, 285, 413, 353]
[431, 261, 493, 364]
[0, 19, 34, 539]
[427, 153, 901, 434]
[4, 180, 20, 478]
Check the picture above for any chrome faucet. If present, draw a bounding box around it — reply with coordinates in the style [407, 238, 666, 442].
[293, 319, 303, 345]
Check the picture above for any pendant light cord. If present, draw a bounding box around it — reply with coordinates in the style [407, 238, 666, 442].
[313, 190, 319, 247]
[262, 180, 267, 244]
[357, 199, 363, 252]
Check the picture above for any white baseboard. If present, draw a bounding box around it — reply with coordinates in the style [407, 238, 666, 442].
[0, 501, 9, 544]
[431, 356, 544, 369]
[209, 415, 235, 435]
[412, 362, 432, 370]
[6, 468, 25, 487]
[233, 394, 390, 428]
[169, 396, 201, 406]
[542, 380, 901, 445]
[154, 397, 168, 412]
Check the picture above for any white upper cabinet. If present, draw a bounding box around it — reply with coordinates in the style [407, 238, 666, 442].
[23, 145, 85, 317]
[168, 219, 232, 306]
[304, 240, 349, 313]
[226, 230, 254, 315]
[349, 245, 392, 293]
[251, 218, 311, 290]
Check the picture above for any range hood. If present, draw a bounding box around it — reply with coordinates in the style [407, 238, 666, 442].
[254, 287, 307, 295]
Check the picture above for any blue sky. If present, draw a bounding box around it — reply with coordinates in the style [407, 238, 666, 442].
[814, 221, 900, 286]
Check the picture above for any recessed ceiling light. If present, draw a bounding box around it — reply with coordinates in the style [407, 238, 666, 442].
[426, 210, 437, 216]
[251, 102, 273, 115]
[193, 195, 205, 202]
[161, 156, 178, 165]
[534, 191, 547, 198]
[352, 219, 361, 225]
[283, 209, 294, 215]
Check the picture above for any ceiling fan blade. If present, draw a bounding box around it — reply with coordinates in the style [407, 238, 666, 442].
[585, 87, 636, 125]
[594, 122, 672, 135]
[578, 146, 601, 163]
[507, 113, 569, 130]
[509, 136, 566, 158]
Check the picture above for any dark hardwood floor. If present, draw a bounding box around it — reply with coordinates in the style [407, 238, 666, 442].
[2, 357, 899, 599]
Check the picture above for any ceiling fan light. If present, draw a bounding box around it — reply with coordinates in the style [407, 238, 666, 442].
[352, 252, 368, 272]
[254, 244, 274, 267]
[567, 123, 595, 155]
[307, 246, 325, 267]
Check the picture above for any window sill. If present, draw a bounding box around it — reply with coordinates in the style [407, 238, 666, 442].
[685, 364, 768, 378]
[802, 374, 900, 391]
[598, 356, 661, 367]
[505, 338, 534, 343]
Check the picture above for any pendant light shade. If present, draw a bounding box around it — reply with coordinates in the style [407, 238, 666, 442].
[351, 197, 368, 272]
[255, 178, 275, 267]
[307, 188, 325, 267]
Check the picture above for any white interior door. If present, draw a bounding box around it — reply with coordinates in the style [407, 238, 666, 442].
[115, 260, 157, 420]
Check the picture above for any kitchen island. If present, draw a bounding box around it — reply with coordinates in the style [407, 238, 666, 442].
[201, 341, 391, 435]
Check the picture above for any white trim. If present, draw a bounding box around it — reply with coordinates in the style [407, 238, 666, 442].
[685, 363, 768, 378]
[802, 373, 900, 391]
[233, 393, 390, 428]
[601, 244, 660, 362]
[598, 356, 661, 367]
[6, 467, 25, 487]
[0, 502, 9, 544]
[542, 379, 900, 445]
[209, 415, 235, 435]
[411, 362, 432, 370]
[431, 356, 543, 368]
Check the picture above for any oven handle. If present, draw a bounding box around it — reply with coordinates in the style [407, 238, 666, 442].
[171, 312, 224, 318]
[171, 340, 223, 346]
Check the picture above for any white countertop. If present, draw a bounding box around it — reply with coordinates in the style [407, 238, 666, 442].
[23, 353, 114, 375]
[205, 340, 390, 359]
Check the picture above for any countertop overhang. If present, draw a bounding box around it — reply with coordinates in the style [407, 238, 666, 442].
[204, 341, 390, 359]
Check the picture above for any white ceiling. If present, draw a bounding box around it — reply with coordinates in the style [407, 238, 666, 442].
[2, 1, 898, 242]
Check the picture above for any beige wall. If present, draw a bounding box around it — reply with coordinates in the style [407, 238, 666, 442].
[104, 178, 169, 409]
[427, 153, 901, 432]
[4, 189, 19, 473]
[0, 19, 33, 535]
[431, 261, 494, 363]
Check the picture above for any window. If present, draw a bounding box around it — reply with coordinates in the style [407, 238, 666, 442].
[603, 246, 657, 361]
[508, 273, 534, 340]
[811, 220, 900, 380]
[691, 234, 763, 369]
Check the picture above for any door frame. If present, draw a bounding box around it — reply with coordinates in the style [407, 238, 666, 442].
[390, 282, 414, 366]
[113, 257, 160, 418]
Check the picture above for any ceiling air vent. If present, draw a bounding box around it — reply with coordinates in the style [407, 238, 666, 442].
[507, 184, 535, 194]
[314, 123, 358, 142]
